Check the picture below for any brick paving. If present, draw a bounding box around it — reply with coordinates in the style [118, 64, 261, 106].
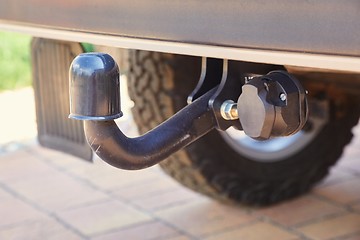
[0, 88, 359, 239]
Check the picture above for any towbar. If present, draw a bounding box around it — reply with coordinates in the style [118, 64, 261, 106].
[69, 53, 217, 170]
[69, 53, 308, 170]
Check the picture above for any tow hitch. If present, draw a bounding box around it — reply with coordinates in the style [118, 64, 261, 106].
[69, 53, 307, 170]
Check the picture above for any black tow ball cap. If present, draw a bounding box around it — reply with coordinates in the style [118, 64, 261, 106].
[69, 53, 122, 121]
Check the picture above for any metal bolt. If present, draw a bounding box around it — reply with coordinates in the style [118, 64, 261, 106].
[220, 100, 238, 120]
[279, 93, 287, 101]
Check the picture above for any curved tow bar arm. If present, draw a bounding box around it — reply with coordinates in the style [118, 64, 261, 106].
[69, 53, 216, 170]
[69, 53, 308, 170]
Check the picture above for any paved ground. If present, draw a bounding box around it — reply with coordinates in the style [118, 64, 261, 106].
[0, 88, 359, 240]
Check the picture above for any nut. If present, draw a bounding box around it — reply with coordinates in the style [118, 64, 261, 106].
[220, 100, 238, 120]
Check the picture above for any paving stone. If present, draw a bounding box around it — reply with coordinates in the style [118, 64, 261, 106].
[314, 178, 360, 204]
[92, 221, 178, 240]
[54, 157, 109, 178]
[337, 158, 360, 175]
[257, 195, 344, 226]
[31, 145, 90, 171]
[205, 222, 298, 240]
[316, 168, 356, 187]
[132, 188, 200, 211]
[298, 213, 360, 240]
[0, 196, 45, 227]
[351, 202, 360, 212]
[7, 171, 109, 212]
[0, 142, 32, 155]
[163, 236, 192, 240]
[1, 87, 360, 240]
[155, 198, 255, 237]
[342, 232, 360, 240]
[0, 150, 58, 182]
[0, 188, 15, 201]
[0, 217, 82, 240]
[67, 163, 159, 191]
[111, 176, 180, 201]
[337, 146, 360, 175]
[57, 200, 151, 236]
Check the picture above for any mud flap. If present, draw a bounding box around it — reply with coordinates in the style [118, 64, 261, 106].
[31, 38, 92, 161]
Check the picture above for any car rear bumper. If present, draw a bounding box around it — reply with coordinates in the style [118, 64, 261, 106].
[1, 0, 360, 72]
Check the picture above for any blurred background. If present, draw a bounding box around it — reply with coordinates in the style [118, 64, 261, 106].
[0, 32, 36, 152]
[0, 32, 359, 240]
[0, 32, 31, 91]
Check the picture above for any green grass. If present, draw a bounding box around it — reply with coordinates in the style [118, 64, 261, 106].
[0, 32, 31, 92]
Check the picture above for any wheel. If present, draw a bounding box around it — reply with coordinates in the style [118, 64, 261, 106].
[127, 50, 360, 205]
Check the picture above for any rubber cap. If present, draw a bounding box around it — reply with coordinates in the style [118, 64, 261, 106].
[69, 53, 122, 121]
